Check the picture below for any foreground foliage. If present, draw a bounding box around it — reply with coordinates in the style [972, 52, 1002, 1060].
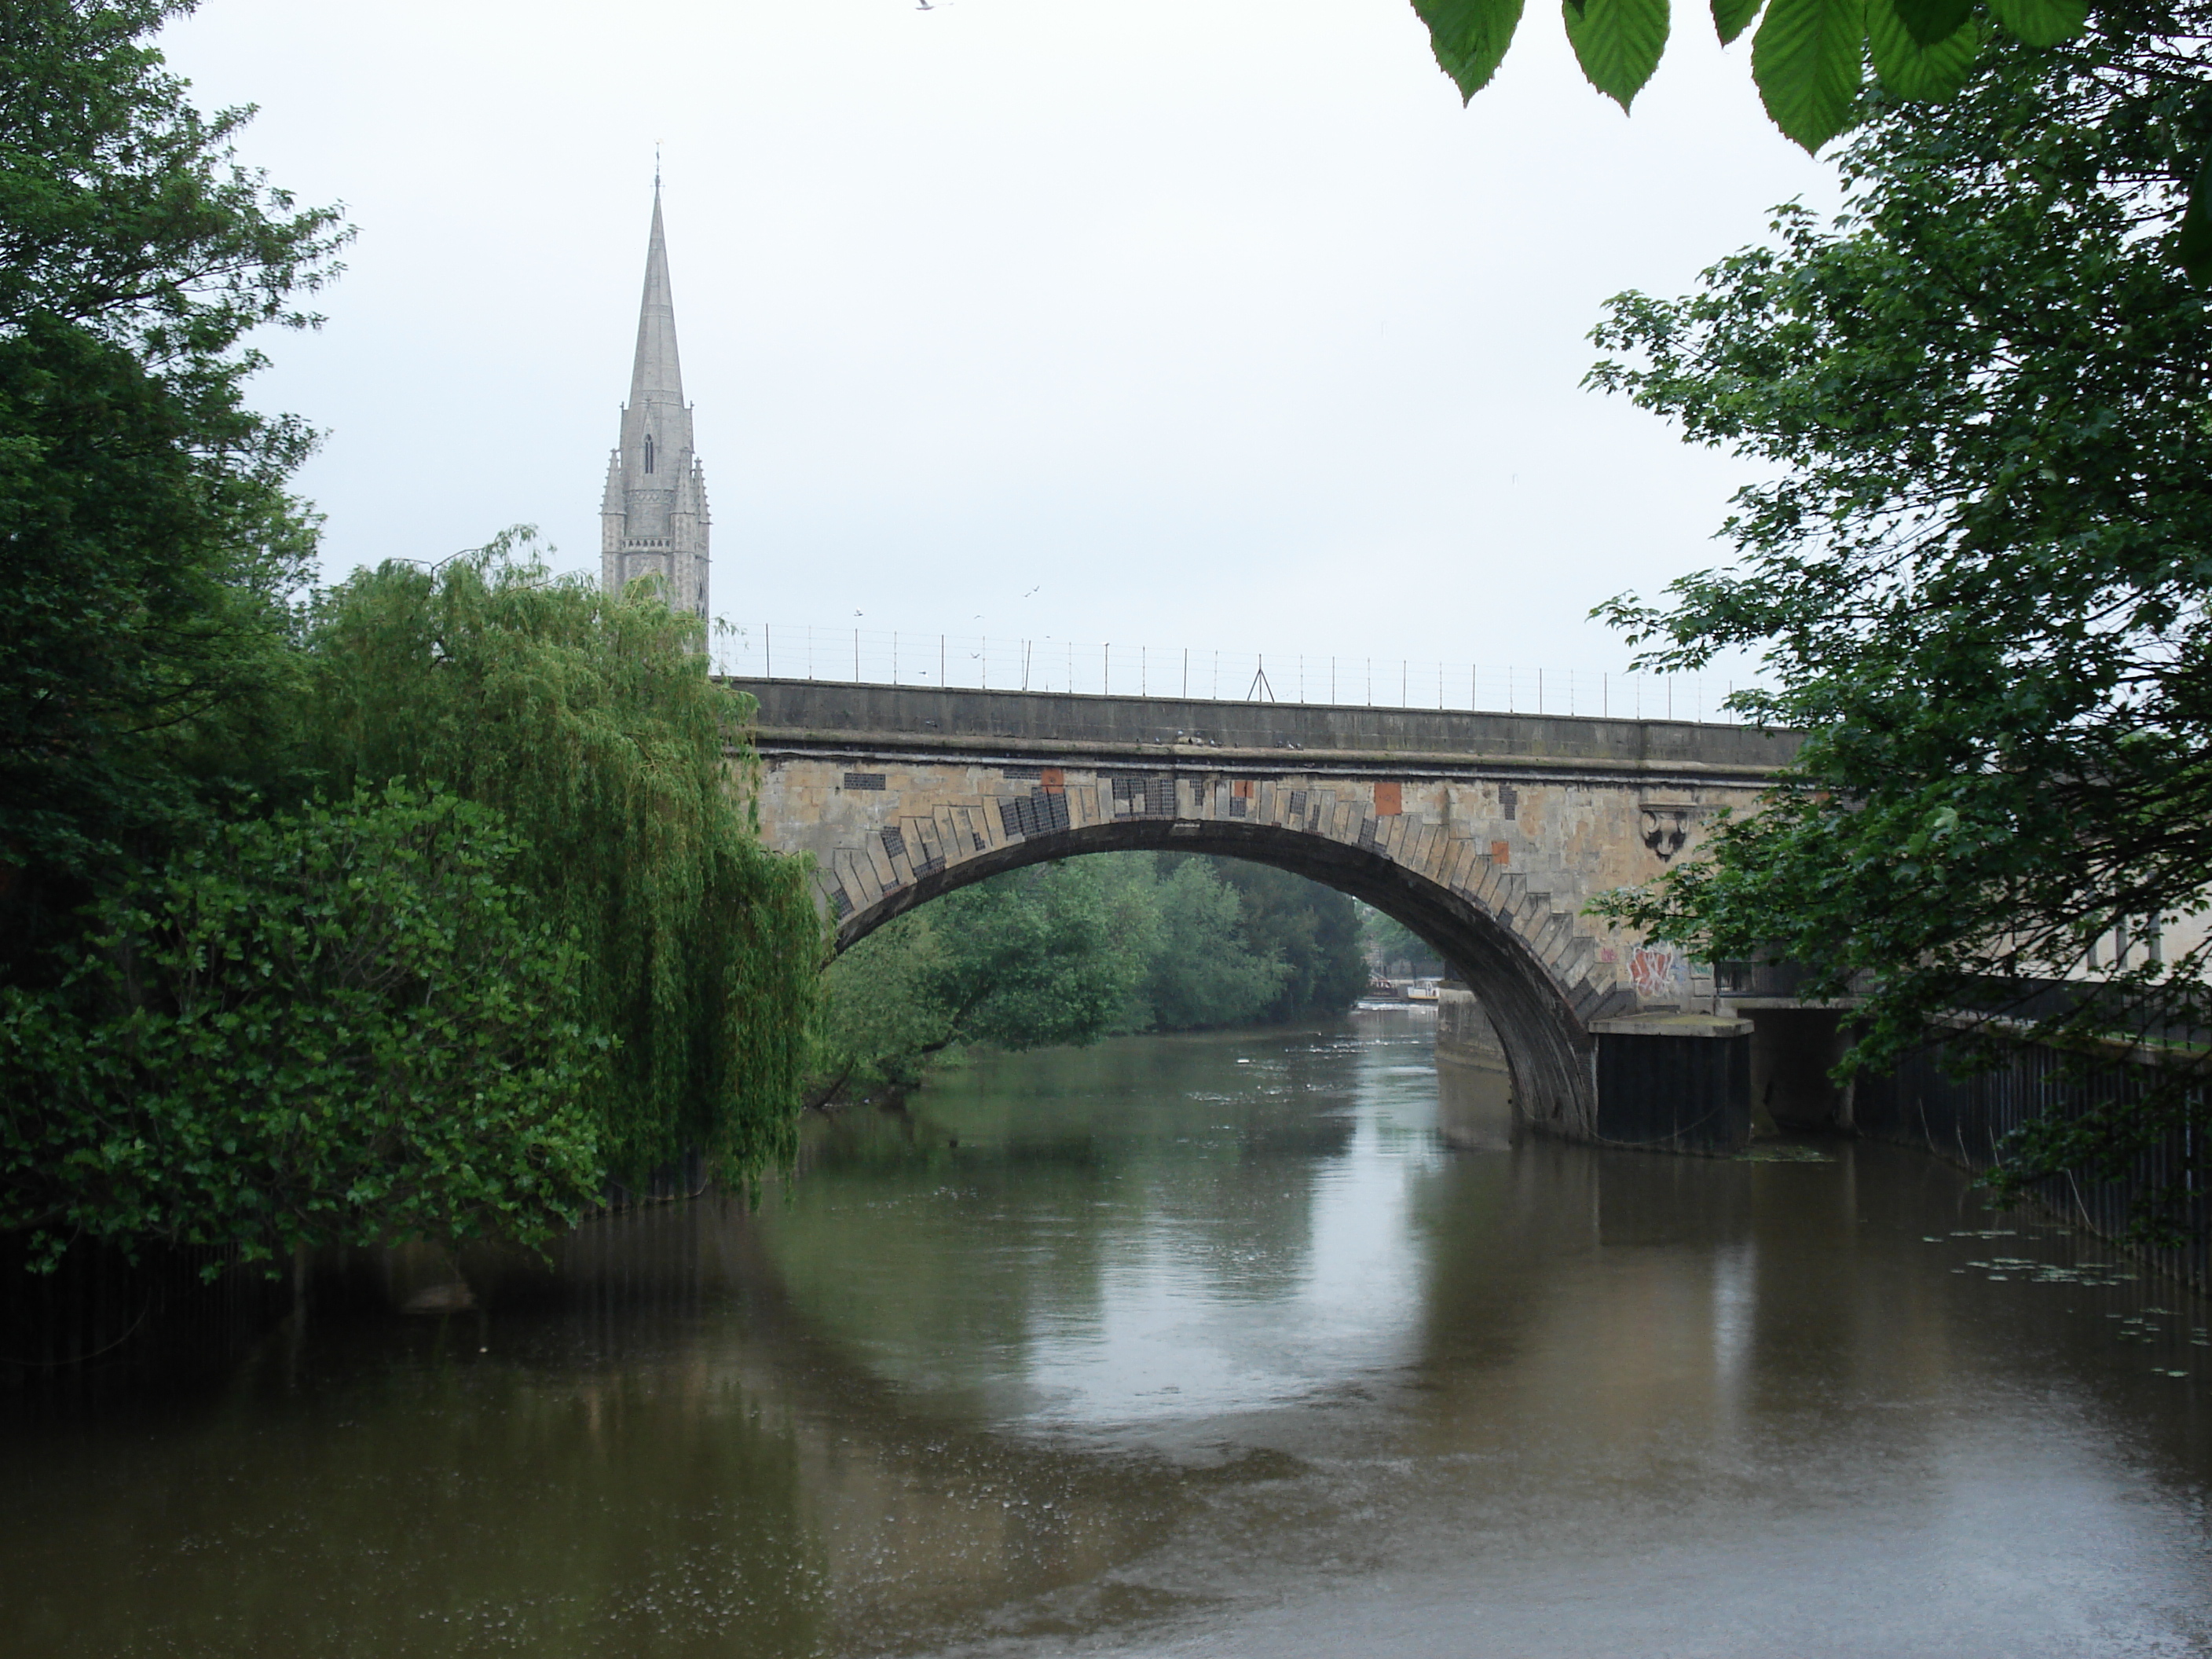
[1411, 0, 2212, 283]
[0, 790, 605, 1269]
[1413, 0, 2091, 144]
[300, 540, 823, 1189]
[1587, 8, 2212, 1237]
[0, 5, 832, 1279]
[0, 0, 346, 972]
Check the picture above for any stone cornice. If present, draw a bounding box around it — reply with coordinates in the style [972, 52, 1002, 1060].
[738, 727, 1791, 790]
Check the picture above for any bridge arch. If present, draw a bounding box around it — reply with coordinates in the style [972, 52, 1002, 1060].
[832, 816, 1595, 1133]
[728, 676, 1798, 1148]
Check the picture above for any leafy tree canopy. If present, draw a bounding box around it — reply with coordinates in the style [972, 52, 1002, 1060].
[1, 9, 826, 1269]
[1171, 857, 1372, 1024]
[0, 0, 347, 958]
[0, 321, 312, 890]
[298, 538, 822, 1189]
[0, 788, 605, 1271]
[1413, 0, 2085, 141]
[814, 854, 1369, 1102]
[1135, 856, 1291, 1032]
[815, 859, 1144, 1101]
[1410, 0, 2212, 279]
[0, 0, 346, 350]
[1584, 10, 2212, 1236]
[1361, 904, 1448, 979]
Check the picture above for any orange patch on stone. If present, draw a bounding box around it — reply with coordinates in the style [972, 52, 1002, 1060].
[1373, 781, 1403, 815]
[1490, 840, 1510, 865]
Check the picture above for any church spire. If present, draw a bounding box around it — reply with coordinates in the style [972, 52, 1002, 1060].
[628, 185, 685, 408]
[601, 181, 710, 620]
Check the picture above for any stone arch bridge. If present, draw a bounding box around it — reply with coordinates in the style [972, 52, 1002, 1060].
[728, 679, 1800, 1152]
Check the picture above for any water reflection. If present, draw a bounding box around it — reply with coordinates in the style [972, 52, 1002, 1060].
[2, 1012, 2208, 1658]
[769, 1023, 1442, 1428]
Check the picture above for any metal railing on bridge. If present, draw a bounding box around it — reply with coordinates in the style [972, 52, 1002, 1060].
[709, 623, 1750, 725]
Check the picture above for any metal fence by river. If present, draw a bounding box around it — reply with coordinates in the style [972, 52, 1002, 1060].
[1859, 1034, 2210, 1293]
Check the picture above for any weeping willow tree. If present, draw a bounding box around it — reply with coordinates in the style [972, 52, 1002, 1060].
[298, 533, 823, 1188]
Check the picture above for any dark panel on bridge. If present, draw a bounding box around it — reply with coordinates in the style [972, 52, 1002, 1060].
[1595, 1020, 1754, 1154]
[724, 678, 1796, 776]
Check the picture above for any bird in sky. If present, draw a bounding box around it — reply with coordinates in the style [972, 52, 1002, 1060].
[1024, 585, 1041, 598]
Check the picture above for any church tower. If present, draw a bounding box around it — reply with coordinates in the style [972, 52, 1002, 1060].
[601, 186, 710, 617]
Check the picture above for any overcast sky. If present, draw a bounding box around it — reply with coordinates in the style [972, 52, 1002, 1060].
[161, 0, 1833, 698]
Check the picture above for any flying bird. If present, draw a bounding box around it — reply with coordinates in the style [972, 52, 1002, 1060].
[1024, 585, 1041, 598]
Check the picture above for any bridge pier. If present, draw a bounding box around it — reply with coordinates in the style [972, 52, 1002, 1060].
[1442, 985, 1752, 1154]
[1591, 1015, 1754, 1154]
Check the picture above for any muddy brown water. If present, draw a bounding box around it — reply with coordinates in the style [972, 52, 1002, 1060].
[3, 1012, 2210, 1657]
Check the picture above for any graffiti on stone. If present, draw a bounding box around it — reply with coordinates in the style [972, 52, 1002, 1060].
[1628, 944, 1689, 1000]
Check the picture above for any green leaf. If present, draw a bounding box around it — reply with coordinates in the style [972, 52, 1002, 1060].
[2177, 149, 2212, 285]
[1566, 0, 1672, 108]
[1712, 0, 1765, 46]
[1414, 0, 1531, 99]
[1884, 0, 1973, 45]
[1869, 2, 1980, 97]
[1752, 0, 1868, 151]
[1985, 0, 2086, 46]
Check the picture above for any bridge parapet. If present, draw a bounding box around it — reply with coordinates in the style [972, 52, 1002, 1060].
[726, 679, 1797, 778]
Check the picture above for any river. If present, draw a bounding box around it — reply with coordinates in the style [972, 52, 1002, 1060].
[4, 1011, 2210, 1657]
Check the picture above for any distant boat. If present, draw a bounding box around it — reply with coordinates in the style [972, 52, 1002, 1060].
[1359, 975, 1440, 1007]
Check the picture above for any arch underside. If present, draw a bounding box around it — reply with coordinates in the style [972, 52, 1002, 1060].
[833, 818, 1621, 1139]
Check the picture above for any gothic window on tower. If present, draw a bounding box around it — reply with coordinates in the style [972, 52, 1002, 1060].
[643, 434, 655, 474]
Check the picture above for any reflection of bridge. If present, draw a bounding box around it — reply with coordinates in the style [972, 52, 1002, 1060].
[731, 679, 1800, 1153]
